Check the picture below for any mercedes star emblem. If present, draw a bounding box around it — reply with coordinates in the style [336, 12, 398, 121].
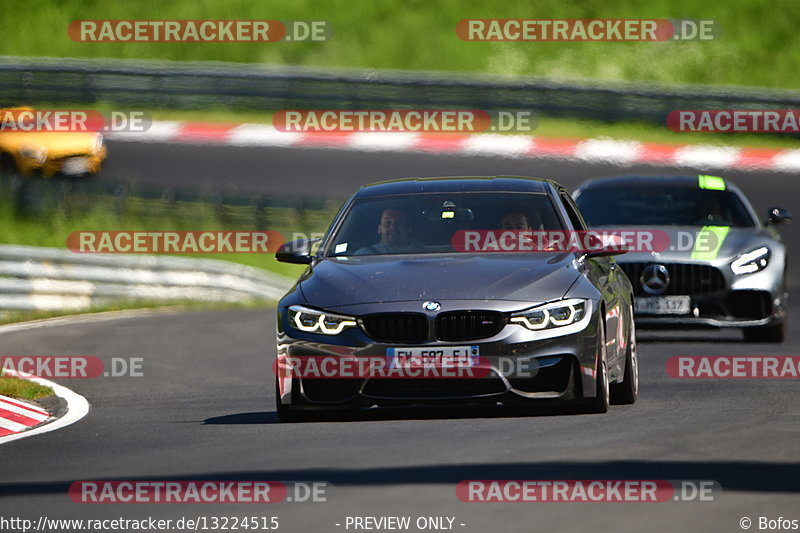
[640, 264, 670, 295]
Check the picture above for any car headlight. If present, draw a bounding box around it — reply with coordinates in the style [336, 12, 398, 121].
[731, 246, 770, 275]
[19, 146, 47, 164]
[510, 298, 588, 331]
[91, 133, 104, 152]
[288, 305, 357, 335]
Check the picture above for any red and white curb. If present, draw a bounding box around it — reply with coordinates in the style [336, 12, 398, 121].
[107, 121, 800, 173]
[0, 313, 117, 444]
[0, 370, 89, 444]
[0, 309, 183, 444]
[0, 394, 50, 437]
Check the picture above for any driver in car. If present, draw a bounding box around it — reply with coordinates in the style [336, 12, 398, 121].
[500, 210, 532, 231]
[355, 208, 418, 254]
[697, 196, 728, 225]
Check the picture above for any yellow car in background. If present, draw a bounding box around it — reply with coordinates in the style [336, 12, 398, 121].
[0, 107, 107, 177]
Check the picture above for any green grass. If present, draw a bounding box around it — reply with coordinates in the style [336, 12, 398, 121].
[0, 374, 54, 400]
[1, 0, 799, 89]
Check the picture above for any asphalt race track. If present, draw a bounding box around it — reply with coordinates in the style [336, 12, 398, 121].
[1, 143, 798, 532]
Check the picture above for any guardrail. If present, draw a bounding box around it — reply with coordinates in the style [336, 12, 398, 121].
[2, 55, 800, 125]
[0, 174, 329, 311]
[0, 244, 293, 310]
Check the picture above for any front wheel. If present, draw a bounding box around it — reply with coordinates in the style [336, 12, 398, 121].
[275, 376, 313, 423]
[742, 321, 786, 343]
[611, 314, 638, 405]
[0, 152, 18, 175]
[586, 323, 609, 413]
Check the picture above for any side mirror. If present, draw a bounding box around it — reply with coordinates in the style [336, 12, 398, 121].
[585, 233, 629, 258]
[767, 207, 793, 225]
[275, 239, 320, 264]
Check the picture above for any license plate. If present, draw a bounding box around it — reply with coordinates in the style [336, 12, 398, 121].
[387, 346, 479, 368]
[635, 296, 691, 315]
[61, 157, 90, 175]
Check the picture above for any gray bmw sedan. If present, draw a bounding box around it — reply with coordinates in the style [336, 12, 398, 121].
[274, 176, 637, 421]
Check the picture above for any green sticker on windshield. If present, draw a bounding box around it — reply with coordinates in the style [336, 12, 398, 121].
[691, 225, 730, 260]
[698, 175, 726, 191]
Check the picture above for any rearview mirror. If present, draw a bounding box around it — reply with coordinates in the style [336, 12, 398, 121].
[585, 233, 629, 258]
[767, 207, 792, 225]
[275, 239, 319, 264]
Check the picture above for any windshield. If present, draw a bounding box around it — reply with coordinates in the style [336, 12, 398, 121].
[325, 192, 563, 256]
[575, 186, 756, 228]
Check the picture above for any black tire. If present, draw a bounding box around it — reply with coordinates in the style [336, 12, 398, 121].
[0, 152, 18, 175]
[611, 312, 638, 405]
[742, 321, 786, 343]
[586, 322, 609, 414]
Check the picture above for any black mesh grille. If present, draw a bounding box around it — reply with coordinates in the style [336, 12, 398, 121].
[360, 313, 428, 343]
[436, 311, 507, 341]
[620, 262, 726, 296]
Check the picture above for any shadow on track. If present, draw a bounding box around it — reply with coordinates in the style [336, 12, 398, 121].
[202, 403, 626, 425]
[2, 460, 799, 497]
[636, 328, 743, 343]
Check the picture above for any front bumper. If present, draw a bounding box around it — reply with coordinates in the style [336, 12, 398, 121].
[41, 149, 106, 177]
[275, 304, 604, 411]
[621, 257, 786, 329]
[16, 147, 108, 177]
[634, 289, 787, 328]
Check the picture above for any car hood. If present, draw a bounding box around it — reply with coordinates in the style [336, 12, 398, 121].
[298, 253, 581, 308]
[615, 225, 770, 262]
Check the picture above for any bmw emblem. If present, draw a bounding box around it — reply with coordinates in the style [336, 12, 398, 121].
[423, 301, 441, 312]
